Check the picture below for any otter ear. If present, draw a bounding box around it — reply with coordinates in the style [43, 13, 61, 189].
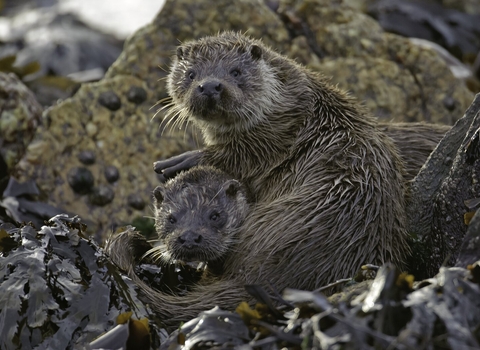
[176, 46, 190, 60]
[153, 186, 165, 202]
[223, 179, 242, 198]
[176, 47, 183, 59]
[250, 45, 262, 61]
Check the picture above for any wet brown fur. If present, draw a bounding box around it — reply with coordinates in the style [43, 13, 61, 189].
[147, 166, 249, 270]
[109, 32, 412, 331]
[380, 122, 450, 181]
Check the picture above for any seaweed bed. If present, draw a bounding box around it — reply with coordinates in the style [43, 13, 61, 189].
[1, 214, 480, 349]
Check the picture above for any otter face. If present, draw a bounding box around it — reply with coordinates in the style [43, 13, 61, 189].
[148, 167, 248, 264]
[165, 32, 282, 135]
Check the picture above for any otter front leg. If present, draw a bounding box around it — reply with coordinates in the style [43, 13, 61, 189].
[154, 150, 203, 181]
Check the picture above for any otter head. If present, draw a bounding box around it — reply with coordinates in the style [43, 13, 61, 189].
[149, 166, 249, 265]
[166, 32, 283, 140]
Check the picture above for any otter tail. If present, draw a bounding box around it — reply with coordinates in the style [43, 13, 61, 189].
[106, 228, 250, 332]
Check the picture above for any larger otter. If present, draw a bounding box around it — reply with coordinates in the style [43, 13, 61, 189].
[112, 32, 410, 330]
[379, 122, 450, 181]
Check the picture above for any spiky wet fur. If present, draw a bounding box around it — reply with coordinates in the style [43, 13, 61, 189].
[378, 122, 450, 181]
[108, 32, 411, 331]
[146, 166, 249, 265]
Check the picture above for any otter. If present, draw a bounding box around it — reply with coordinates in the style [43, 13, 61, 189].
[379, 122, 450, 181]
[108, 166, 249, 275]
[111, 32, 410, 331]
[149, 165, 248, 276]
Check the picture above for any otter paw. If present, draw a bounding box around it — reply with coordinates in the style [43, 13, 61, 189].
[153, 150, 203, 181]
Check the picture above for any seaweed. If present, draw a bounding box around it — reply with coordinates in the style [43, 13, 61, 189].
[0, 215, 163, 349]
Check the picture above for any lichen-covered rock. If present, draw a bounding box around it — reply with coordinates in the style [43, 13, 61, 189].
[15, 75, 189, 239]
[0, 73, 43, 171]
[12, 0, 474, 238]
[279, 0, 474, 123]
[106, 0, 290, 98]
[12, 0, 291, 239]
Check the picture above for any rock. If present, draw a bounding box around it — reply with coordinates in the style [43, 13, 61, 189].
[0, 73, 43, 172]
[279, 0, 474, 123]
[431, 0, 480, 15]
[431, 99, 480, 264]
[0, 10, 124, 106]
[15, 75, 183, 240]
[13, 0, 290, 239]
[106, 0, 290, 96]
[346, 0, 480, 22]
[12, 0, 474, 239]
[407, 93, 480, 278]
[368, 0, 480, 62]
[456, 210, 480, 267]
[0, 11, 123, 78]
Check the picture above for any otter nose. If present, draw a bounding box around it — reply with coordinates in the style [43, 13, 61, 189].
[178, 231, 203, 248]
[198, 81, 223, 97]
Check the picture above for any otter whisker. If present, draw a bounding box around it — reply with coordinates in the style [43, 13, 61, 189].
[209, 187, 224, 205]
[159, 111, 183, 135]
[142, 245, 171, 266]
[150, 96, 172, 109]
[157, 64, 169, 74]
[151, 103, 175, 123]
[151, 102, 174, 117]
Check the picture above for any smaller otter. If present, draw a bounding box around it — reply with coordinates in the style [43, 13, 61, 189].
[107, 166, 249, 280]
[147, 165, 249, 274]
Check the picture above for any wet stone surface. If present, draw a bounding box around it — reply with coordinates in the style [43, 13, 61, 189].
[127, 193, 146, 210]
[77, 150, 96, 165]
[89, 185, 115, 206]
[98, 91, 122, 111]
[67, 167, 94, 194]
[127, 86, 148, 104]
[104, 165, 120, 183]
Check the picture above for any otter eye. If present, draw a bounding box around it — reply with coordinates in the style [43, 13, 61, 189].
[210, 212, 219, 221]
[167, 215, 176, 224]
[187, 71, 196, 80]
[230, 69, 240, 78]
